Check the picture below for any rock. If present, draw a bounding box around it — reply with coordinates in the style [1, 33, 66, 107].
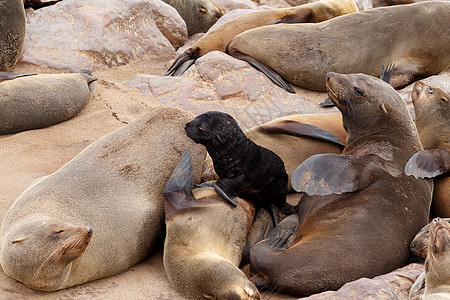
[398, 71, 450, 105]
[304, 264, 424, 300]
[213, 0, 257, 11]
[126, 51, 321, 129]
[21, 0, 181, 71]
[354, 0, 373, 10]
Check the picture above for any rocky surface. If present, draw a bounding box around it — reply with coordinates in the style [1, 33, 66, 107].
[1, 0, 447, 299]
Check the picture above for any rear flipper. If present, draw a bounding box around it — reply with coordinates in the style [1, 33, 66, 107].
[269, 10, 312, 25]
[0, 72, 36, 83]
[405, 148, 450, 179]
[226, 48, 295, 94]
[163, 49, 198, 76]
[213, 176, 245, 207]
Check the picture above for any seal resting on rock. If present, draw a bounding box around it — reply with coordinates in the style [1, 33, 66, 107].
[161, 0, 225, 36]
[405, 81, 450, 218]
[249, 72, 433, 296]
[185, 111, 292, 219]
[227, 2, 450, 92]
[164, 0, 358, 76]
[409, 218, 450, 300]
[163, 150, 260, 300]
[0, 0, 26, 71]
[0, 107, 205, 291]
[0, 72, 97, 135]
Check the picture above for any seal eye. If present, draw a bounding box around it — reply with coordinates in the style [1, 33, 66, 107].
[199, 7, 207, 14]
[354, 87, 364, 97]
[198, 126, 205, 133]
[441, 97, 448, 103]
[49, 230, 64, 240]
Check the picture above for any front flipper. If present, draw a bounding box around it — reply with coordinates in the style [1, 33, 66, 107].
[405, 148, 450, 179]
[292, 154, 378, 196]
[214, 175, 246, 207]
[163, 49, 198, 76]
[319, 97, 335, 107]
[0, 72, 36, 83]
[380, 63, 395, 84]
[163, 150, 196, 219]
[269, 10, 312, 25]
[259, 120, 345, 148]
[226, 49, 295, 94]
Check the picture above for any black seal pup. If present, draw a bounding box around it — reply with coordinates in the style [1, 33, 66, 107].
[184, 111, 293, 220]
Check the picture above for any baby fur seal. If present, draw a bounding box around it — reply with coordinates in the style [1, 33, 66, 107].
[163, 150, 260, 300]
[161, 0, 225, 36]
[409, 218, 450, 300]
[405, 81, 450, 218]
[0, 107, 205, 291]
[0, 72, 96, 135]
[227, 2, 450, 92]
[0, 0, 26, 71]
[410, 217, 450, 260]
[164, 0, 358, 76]
[185, 111, 292, 218]
[249, 72, 433, 296]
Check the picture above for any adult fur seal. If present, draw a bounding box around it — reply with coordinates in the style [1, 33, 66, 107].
[164, 0, 358, 76]
[0, 0, 26, 71]
[249, 72, 433, 296]
[161, 0, 224, 36]
[163, 150, 260, 300]
[227, 2, 450, 92]
[0, 107, 205, 291]
[0, 73, 96, 135]
[405, 81, 450, 218]
[185, 111, 292, 217]
[409, 218, 450, 300]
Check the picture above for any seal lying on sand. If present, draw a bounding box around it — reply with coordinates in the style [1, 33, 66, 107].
[185, 111, 292, 218]
[162, 0, 224, 36]
[409, 218, 450, 300]
[0, 0, 26, 71]
[405, 81, 450, 218]
[163, 150, 260, 300]
[0, 107, 205, 291]
[164, 0, 358, 76]
[0, 73, 96, 135]
[249, 72, 433, 296]
[227, 2, 450, 92]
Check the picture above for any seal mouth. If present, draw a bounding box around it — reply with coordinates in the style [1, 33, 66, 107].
[411, 81, 424, 104]
[326, 73, 353, 115]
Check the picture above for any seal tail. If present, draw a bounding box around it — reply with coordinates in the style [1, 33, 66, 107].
[163, 50, 198, 76]
[163, 150, 196, 219]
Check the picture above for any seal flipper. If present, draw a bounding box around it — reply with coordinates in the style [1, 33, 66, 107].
[269, 10, 312, 25]
[226, 49, 295, 94]
[259, 120, 345, 148]
[319, 97, 335, 107]
[292, 154, 378, 196]
[405, 148, 450, 179]
[0, 72, 36, 83]
[24, 0, 62, 9]
[163, 150, 196, 219]
[163, 49, 198, 76]
[380, 63, 395, 84]
[214, 176, 245, 207]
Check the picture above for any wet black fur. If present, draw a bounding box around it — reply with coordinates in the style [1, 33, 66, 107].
[185, 111, 289, 211]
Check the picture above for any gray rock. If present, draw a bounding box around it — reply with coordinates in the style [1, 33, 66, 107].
[21, 0, 181, 70]
[213, 0, 257, 11]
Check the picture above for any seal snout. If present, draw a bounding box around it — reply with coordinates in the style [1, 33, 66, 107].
[86, 227, 93, 237]
[326, 72, 335, 81]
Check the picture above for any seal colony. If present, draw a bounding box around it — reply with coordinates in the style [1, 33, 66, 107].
[227, 2, 450, 92]
[0, 107, 205, 291]
[164, 0, 358, 76]
[0, 73, 96, 135]
[163, 150, 260, 300]
[248, 72, 433, 296]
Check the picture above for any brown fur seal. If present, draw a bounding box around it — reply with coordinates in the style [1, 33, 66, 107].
[163, 150, 260, 300]
[0, 107, 205, 291]
[0, 73, 96, 135]
[409, 218, 450, 300]
[161, 0, 225, 36]
[249, 72, 433, 296]
[227, 2, 450, 92]
[164, 0, 358, 76]
[0, 0, 26, 72]
[405, 81, 450, 218]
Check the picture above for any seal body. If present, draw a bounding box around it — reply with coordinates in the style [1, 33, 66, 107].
[0, 107, 205, 291]
[161, 0, 224, 36]
[164, 0, 358, 76]
[0, 73, 96, 135]
[0, 0, 26, 71]
[227, 2, 450, 91]
[406, 81, 450, 218]
[163, 151, 259, 300]
[185, 111, 289, 213]
[249, 73, 433, 296]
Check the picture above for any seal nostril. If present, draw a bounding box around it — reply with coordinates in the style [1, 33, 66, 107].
[327, 72, 335, 81]
[86, 227, 93, 236]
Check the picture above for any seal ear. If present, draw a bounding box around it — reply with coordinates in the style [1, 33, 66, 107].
[379, 102, 388, 115]
[405, 148, 450, 179]
[292, 154, 378, 196]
